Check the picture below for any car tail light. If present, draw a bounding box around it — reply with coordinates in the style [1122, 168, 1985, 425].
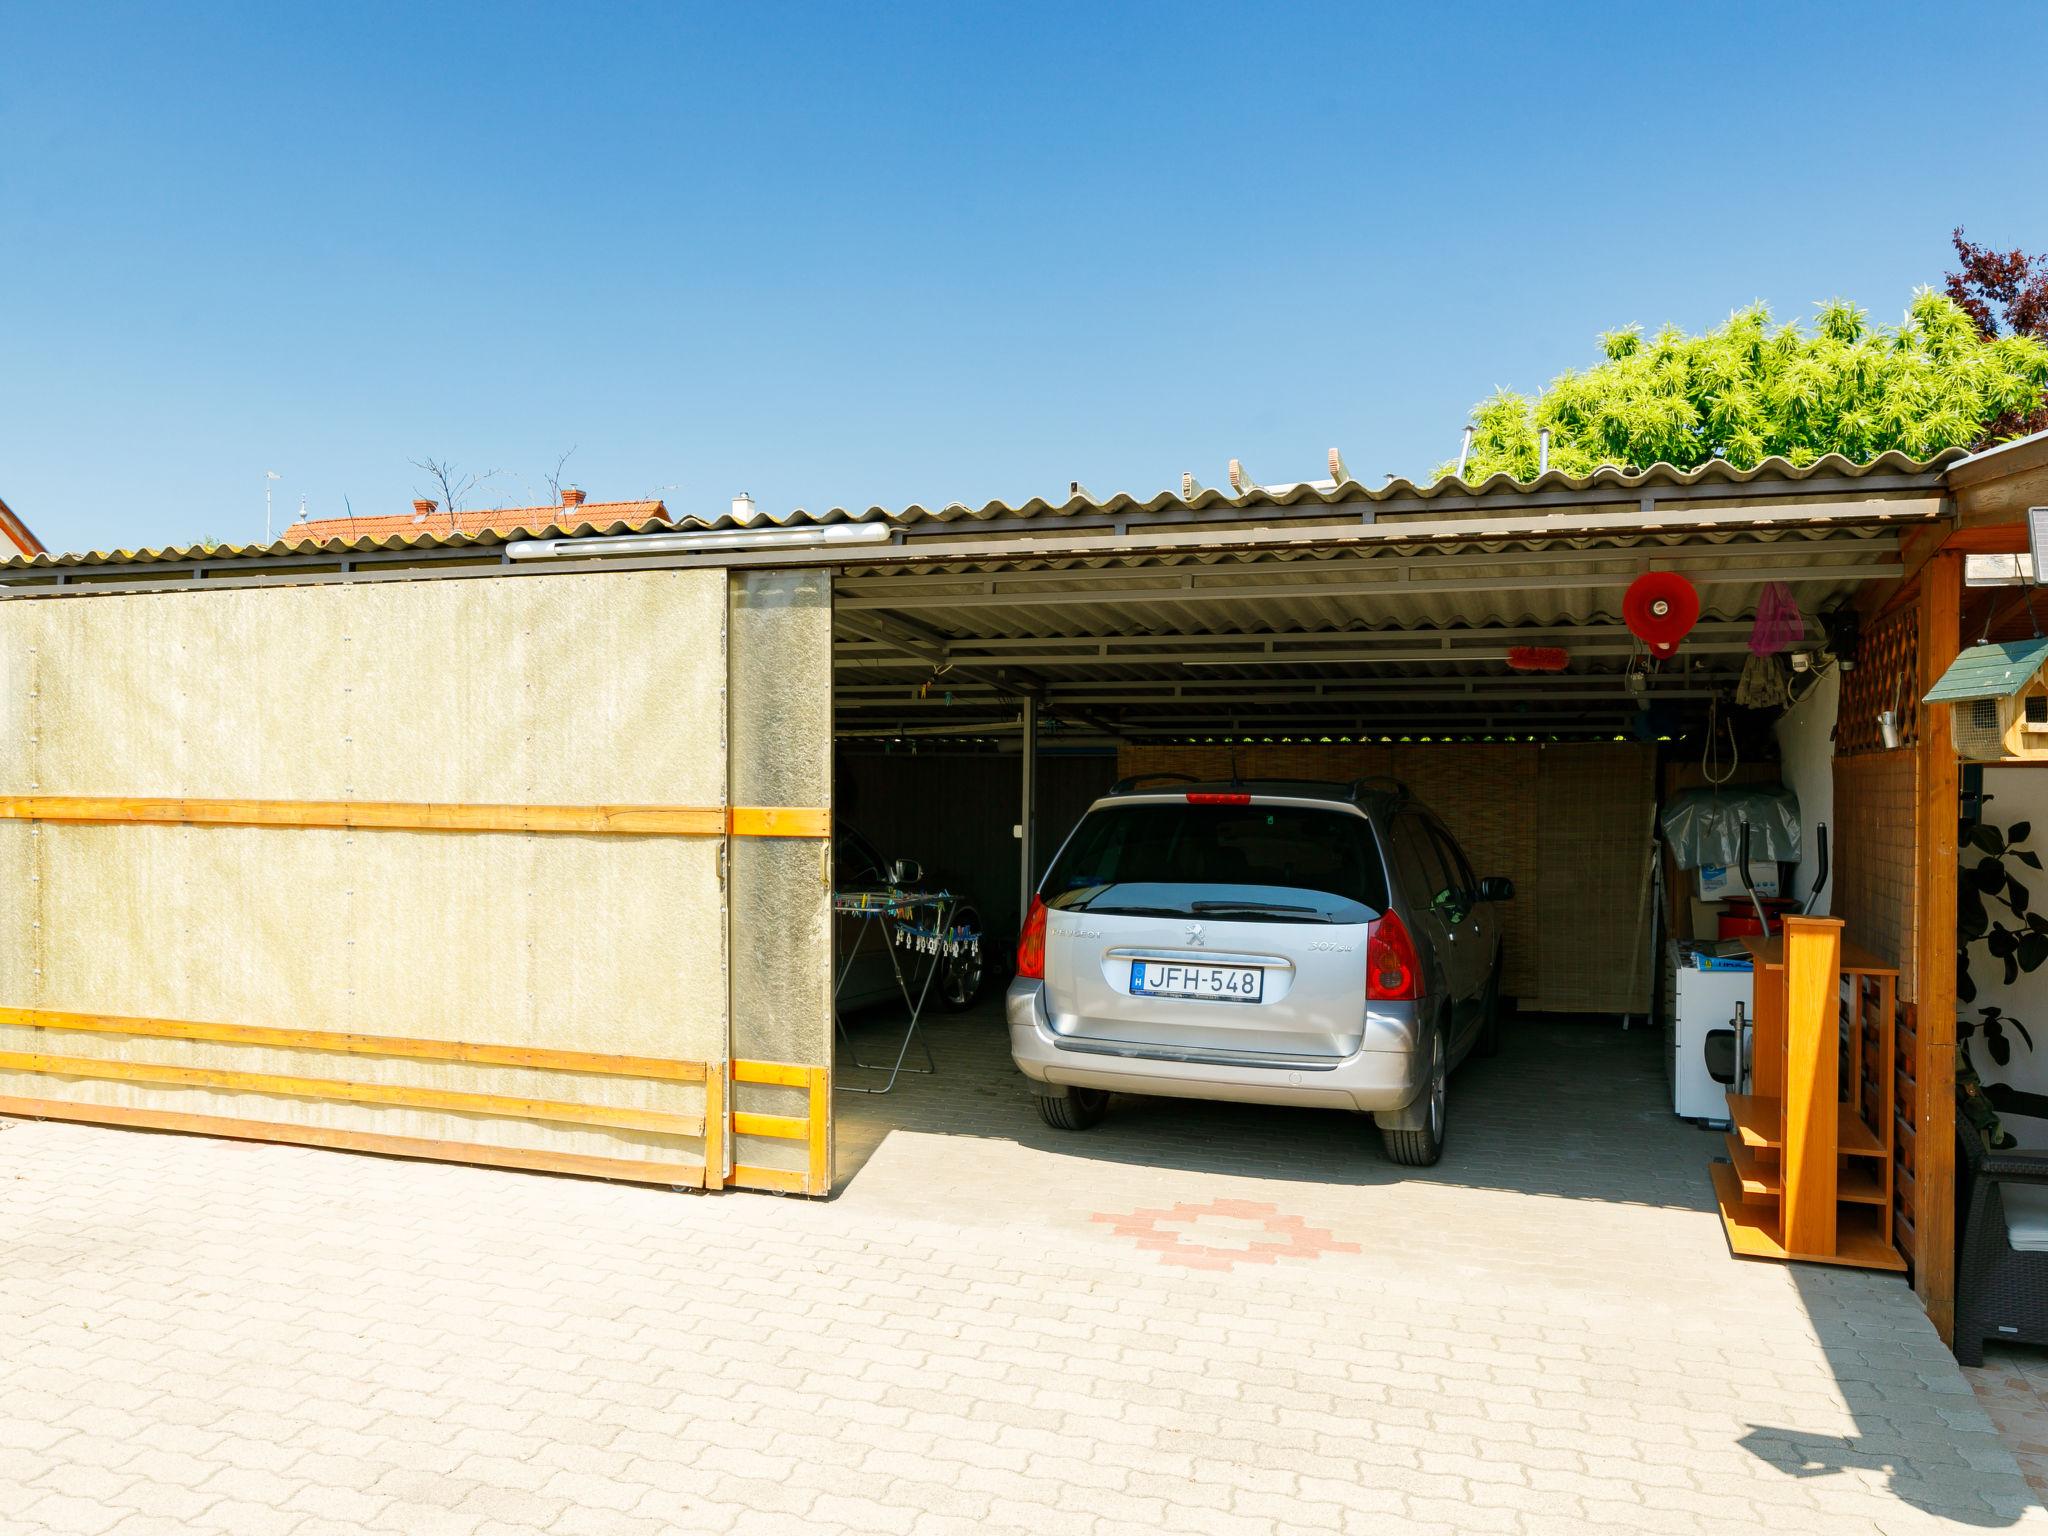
[1186, 792, 1251, 805]
[1016, 895, 1048, 980]
[1366, 910, 1424, 1001]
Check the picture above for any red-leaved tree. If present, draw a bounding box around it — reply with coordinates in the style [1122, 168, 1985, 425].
[1947, 228, 2048, 439]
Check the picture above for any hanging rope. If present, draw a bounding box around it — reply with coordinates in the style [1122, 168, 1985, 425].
[1702, 694, 1739, 786]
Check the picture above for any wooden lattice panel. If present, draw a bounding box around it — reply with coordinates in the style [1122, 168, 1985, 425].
[1831, 751, 1920, 1003]
[1838, 608, 1919, 757]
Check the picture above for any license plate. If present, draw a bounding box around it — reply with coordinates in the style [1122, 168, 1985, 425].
[1129, 962, 1263, 1003]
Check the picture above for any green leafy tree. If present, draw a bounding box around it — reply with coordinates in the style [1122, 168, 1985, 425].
[1439, 290, 2048, 483]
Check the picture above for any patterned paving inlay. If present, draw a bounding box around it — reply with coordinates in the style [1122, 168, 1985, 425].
[1091, 1195, 1362, 1270]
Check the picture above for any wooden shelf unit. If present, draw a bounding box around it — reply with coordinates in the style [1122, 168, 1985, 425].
[1710, 918, 1906, 1273]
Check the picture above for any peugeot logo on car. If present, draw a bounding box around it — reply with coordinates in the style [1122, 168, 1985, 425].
[1184, 922, 1205, 947]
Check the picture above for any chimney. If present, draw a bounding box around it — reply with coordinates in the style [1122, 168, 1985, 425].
[732, 492, 756, 522]
[412, 498, 438, 518]
[560, 487, 586, 509]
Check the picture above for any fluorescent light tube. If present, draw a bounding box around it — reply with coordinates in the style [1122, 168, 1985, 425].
[506, 521, 892, 560]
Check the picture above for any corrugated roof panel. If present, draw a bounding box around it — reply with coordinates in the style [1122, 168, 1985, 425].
[1, 449, 1959, 570]
[767, 448, 1960, 531]
[830, 528, 1899, 644]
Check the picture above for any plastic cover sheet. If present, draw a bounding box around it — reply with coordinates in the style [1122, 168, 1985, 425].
[1659, 785, 1803, 868]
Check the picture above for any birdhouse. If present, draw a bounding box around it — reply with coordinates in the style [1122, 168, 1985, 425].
[1924, 638, 2048, 762]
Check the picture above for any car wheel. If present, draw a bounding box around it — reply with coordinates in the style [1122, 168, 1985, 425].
[1474, 974, 1503, 1059]
[1036, 1088, 1109, 1131]
[1380, 1024, 1446, 1167]
[936, 906, 985, 1013]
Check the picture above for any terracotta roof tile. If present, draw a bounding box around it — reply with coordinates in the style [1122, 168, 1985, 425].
[0, 493, 44, 558]
[285, 500, 670, 545]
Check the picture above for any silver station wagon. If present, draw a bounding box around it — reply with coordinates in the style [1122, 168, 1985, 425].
[1007, 778, 1510, 1165]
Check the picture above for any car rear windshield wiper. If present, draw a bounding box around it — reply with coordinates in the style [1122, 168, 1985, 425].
[1189, 900, 1328, 921]
[1077, 903, 1198, 919]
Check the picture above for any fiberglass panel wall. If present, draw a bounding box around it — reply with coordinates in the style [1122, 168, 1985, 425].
[726, 568, 834, 1184]
[0, 569, 729, 1172]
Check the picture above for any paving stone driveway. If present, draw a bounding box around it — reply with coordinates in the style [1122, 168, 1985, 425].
[2, 1012, 2042, 1535]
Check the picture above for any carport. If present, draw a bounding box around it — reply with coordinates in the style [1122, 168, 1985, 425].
[829, 458, 1931, 1008]
[817, 450, 1975, 1322]
[0, 440, 2026, 1351]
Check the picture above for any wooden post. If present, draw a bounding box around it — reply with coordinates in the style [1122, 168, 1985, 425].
[1915, 549, 1962, 1341]
[1782, 916, 1844, 1256]
[807, 1066, 832, 1195]
[701, 1065, 726, 1191]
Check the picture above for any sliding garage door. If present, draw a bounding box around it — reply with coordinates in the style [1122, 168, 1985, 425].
[0, 566, 834, 1192]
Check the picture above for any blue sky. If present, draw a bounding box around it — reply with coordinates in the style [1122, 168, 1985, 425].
[2, 1, 2044, 555]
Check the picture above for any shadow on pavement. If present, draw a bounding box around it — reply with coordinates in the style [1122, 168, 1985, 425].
[835, 995, 1718, 1211]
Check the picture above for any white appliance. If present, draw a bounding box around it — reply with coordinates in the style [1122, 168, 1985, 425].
[1661, 942, 1752, 1123]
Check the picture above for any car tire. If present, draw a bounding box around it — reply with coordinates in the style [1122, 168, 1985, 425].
[1380, 1024, 1446, 1167]
[935, 905, 986, 1013]
[1474, 974, 1503, 1059]
[1036, 1088, 1108, 1131]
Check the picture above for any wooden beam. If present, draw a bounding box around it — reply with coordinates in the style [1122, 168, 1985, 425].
[734, 1059, 816, 1087]
[808, 1066, 831, 1195]
[731, 1164, 809, 1194]
[732, 1111, 807, 1141]
[731, 1059, 833, 1196]
[701, 1062, 725, 1191]
[0, 1049, 706, 1139]
[727, 806, 832, 839]
[0, 797, 830, 838]
[1895, 520, 1956, 590]
[0, 1006, 707, 1081]
[1943, 524, 2030, 555]
[0, 1096, 705, 1187]
[1915, 549, 1963, 1342]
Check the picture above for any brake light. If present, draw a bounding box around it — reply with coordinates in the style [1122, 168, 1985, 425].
[1366, 910, 1424, 1001]
[1186, 792, 1251, 805]
[1017, 895, 1048, 980]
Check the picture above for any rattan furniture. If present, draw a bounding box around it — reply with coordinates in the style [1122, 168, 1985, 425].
[1955, 1084, 2048, 1367]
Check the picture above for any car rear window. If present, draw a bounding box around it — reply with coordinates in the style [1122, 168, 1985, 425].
[1042, 802, 1389, 921]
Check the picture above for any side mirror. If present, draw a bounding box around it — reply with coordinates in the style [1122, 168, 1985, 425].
[1480, 876, 1515, 902]
[891, 858, 923, 886]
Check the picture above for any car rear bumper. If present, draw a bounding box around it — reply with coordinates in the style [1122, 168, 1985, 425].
[1006, 978, 1427, 1113]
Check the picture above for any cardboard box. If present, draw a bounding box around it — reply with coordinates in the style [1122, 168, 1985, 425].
[1693, 860, 1780, 902]
[1687, 898, 1727, 942]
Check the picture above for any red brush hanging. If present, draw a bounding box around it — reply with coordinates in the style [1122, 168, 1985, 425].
[1506, 646, 1570, 672]
[1623, 571, 1701, 657]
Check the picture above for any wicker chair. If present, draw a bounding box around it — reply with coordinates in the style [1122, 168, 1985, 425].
[1955, 1083, 2048, 1367]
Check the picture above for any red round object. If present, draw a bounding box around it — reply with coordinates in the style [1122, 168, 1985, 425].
[1506, 646, 1570, 673]
[1623, 571, 1701, 656]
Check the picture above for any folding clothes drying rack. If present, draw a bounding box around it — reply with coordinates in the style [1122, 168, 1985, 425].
[831, 887, 978, 1094]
